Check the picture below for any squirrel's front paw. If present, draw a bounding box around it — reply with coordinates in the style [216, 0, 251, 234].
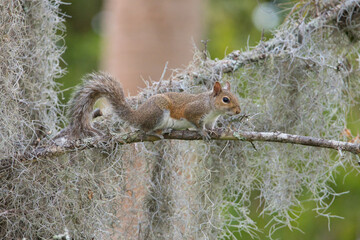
[199, 129, 211, 141]
[161, 128, 173, 135]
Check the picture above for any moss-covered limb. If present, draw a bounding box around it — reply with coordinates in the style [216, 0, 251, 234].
[189, 0, 360, 81]
[2, 129, 359, 169]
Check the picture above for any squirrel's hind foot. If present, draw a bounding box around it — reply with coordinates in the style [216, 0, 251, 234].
[146, 130, 165, 140]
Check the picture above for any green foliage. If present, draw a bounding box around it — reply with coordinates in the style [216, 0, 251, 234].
[206, 0, 287, 58]
[57, 0, 102, 103]
[58, 32, 101, 102]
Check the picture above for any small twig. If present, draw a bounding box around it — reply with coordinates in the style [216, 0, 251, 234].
[233, 114, 249, 123]
[260, 28, 265, 42]
[249, 141, 257, 151]
[156, 61, 168, 92]
[201, 39, 210, 61]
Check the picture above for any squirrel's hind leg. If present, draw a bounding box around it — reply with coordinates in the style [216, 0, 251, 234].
[146, 129, 165, 140]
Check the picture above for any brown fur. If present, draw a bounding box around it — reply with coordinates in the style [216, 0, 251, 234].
[64, 72, 241, 139]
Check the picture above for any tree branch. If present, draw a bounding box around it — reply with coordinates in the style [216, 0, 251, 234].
[3, 0, 360, 171]
[1, 129, 359, 171]
[188, 0, 360, 82]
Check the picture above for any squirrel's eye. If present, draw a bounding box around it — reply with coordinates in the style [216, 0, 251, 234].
[222, 97, 230, 103]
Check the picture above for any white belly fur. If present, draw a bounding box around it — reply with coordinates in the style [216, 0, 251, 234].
[155, 110, 195, 130]
[202, 110, 221, 129]
[155, 110, 222, 130]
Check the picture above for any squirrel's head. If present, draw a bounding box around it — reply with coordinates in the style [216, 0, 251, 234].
[212, 81, 241, 115]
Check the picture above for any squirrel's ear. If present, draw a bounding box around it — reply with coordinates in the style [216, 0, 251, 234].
[225, 81, 231, 91]
[213, 81, 222, 96]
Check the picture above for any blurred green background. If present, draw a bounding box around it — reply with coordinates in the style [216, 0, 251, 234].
[58, 0, 360, 239]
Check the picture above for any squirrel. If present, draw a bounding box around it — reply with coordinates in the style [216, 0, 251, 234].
[62, 72, 241, 139]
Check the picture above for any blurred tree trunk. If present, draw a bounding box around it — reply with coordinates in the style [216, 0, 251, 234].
[102, 1, 203, 239]
[102, 0, 204, 95]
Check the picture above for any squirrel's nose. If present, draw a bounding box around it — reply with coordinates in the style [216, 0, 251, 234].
[235, 108, 241, 114]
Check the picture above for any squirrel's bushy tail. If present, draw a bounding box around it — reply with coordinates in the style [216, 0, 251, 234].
[67, 72, 133, 138]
